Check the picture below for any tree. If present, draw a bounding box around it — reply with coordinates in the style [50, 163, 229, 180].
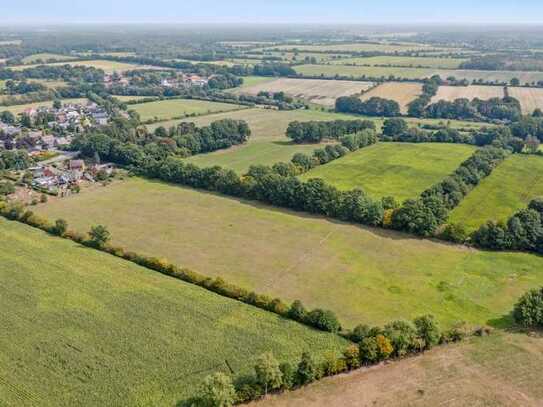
[296, 352, 318, 385]
[88, 225, 111, 248]
[414, 315, 440, 350]
[198, 372, 236, 407]
[513, 287, 543, 328]
[53, 99, 62, 109]
[254, 352, 283, 395]
[53, 218, 68, 236]
[288, 300, 307, 322]
[383, 118, 408, 137]
[510, 77, 521, 87]
[525, 135, 540, 154]
[342, 344, 360, 369]
[306, 308, 341, 333]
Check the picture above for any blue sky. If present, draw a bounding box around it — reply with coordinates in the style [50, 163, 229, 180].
[3, 0, 543, 24]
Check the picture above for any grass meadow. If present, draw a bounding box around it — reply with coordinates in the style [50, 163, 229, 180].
[449, 154, 543, 232]
[35, 177, 543, 330]
[21, 53, 75, 63]
[11, 59, 144, 73]
[300, 143, 476, 202]
[330, 55, 467, 69]
[0, 218, 347, 406]
[128, 98, 246, 122]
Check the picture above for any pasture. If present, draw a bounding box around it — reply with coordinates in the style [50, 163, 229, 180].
[128, 98, 246, 122]
[449, 155, 543, 232]
[270, 42, 436, 53]
[35, 177, 543, 329]
[238, 75, 277, 88]
[0, 98, 88, 114]
[299, 143, 476, 201]
[21, 53, 75, 63]
[0, 218, 347, 406]
[11, 59, 143, 73]
[360, 82, 423, 113]
[258, 332, 543, 407]
[508, 87, 543, 114]
[431, 85, 505, 103]
[233, 78, 374, 107]
[331, 55, 467, 69]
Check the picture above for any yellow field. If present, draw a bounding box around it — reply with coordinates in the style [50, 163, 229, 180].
[233, 78, 374, 107]
[360, 82, 423, 113]
[431, 85, 505, 103]
[508, 87, 543, 114]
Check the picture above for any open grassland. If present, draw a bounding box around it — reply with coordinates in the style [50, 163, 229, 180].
[0, 98, 88, 114]
[233, 78, 374, 107]
[112, 95, 158, 103]
[36, 177, 543, 330]
[21, 53, 75, 63]
[360, 82, 422, 113]
[11, 59, 144, 73]
[300, 143, 476, 202]
[449, 155, 543, 232]
[238, 75, 277, 88]
[0, 218, 347, 407]
[508, 87, 543, 114]
[257, 332, 543, 407]
[431, 85, 505, 103]
[270, 42, 437, 53]
[128, 99, 246, 122]
[331, 55, 467, 69]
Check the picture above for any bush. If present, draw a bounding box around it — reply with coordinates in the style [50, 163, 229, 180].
[305, 309, 341, 333]
[296, 352, 319, 385]
[414, 315, 441, 350]
[198, 372, 236, 407]
[512, 287, 543, 328]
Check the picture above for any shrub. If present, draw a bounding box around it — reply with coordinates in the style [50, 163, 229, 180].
[279, 363, 295, 390]
[198, 372, 236, 407]
[88, 224, 111, 248]
[342, 344, 361, 369]
[414, 315, 441, 350]
[254, 352, 283, 394]
[384, 320, 418, 357]
[305, 309, 341, 333]
[512, 287, 543, 328]
[440, 223, 468, 243]
[288, 300, 307, 322]
[359, 336, 380, 364]
[375, 334, 394, 359]
[296, 352, 319, 385]
[53, 218, 68, 236]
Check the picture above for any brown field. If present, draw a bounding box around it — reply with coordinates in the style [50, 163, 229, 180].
[431, 85, 505, 103]
[360, 82, 423, 113]
[257, 332, 543, 407]
[233, 78, 374, 107]
[508, 87, 543, 114]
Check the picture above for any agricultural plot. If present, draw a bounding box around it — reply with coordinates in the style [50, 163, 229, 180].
[129, 99, 246, 122]
[270, 42, 437, 53]
[0, 98, 88, 115]
[259, 332, 543, 407]
[0, 218, 347, 406]
[299, 143, 476, 202]
[21, 53, 75, 63]
[508, 87, 543, 114]
[36, 177, 543, 329]
[233, 78, 374, 107]
[360, 82, 423, 113]
[331, 55, 467, 69]
[238, 75, 277, 88]
[11, 59, 144, 73]
[431, 85, 505, 103]
[449, 155, 543, 232]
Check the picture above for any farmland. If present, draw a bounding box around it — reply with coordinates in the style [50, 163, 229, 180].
[330, 55, 467, 69]
[35, 177, 543, 329]
[0, 98, 88, 114]
[360, 82, 422, 113]
[21, 53, 75, 63]
[269, 42, 438, 53]
[508, 87, 543, 114]
[0, 218, 347, 406]
[233, 78, 374, 106]
[299, 143, 476, 201]
[449, 155, 543, 232]
[128, 98, 246, 122]
[431, 85, 505, 103]
[258, 332, 543, 407]
[11, 59, 144, 73]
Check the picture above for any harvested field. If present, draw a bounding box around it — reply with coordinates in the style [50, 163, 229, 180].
[270, 42, 436, 53]
[233, 78, 374, 107]
[331, 55, 467, 69]
[431, 85, 505, 103]
[360, 82, 422, 113]
[508, 87, 543, 114]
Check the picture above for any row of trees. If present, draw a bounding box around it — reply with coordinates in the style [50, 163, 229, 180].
[407, 75, 442, 117]
[424, 96, 522, 122]
[0, 64, 104, 83]
[286, 119, 375, 143]
[335, 96, 401, 117]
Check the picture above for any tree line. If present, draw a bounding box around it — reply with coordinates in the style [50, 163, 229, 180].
[335, 96, 400, 117]
[286, 119, 376, 143]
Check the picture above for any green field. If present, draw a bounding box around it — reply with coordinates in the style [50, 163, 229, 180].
[449, 155, 543, 232]
[0, 218, 347, 406]
[300, 143, 476, 201]
[12, 59, 143, 73]
[129, 99, 246, 122]
[330, 55, 467, 69]
[36, 177, 543, 329]
[269, 42, 437, 53]
[238, 75, 277, 88]
[0, 98, 88, 114]
[21, 53, 75, 63]
[261, 332, 543, 407]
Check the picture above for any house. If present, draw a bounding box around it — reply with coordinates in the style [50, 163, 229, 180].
[54, 137, 71, 147]
[41, 135, 56, 150]
[92, 111, 109, 126]
[69, 160, 85, 171]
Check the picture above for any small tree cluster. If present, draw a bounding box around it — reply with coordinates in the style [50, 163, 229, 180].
[513, 287, 543, 329]
[286, 119, 375, 144]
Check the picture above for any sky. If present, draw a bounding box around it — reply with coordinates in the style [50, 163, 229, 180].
[2, 0, 543, 24]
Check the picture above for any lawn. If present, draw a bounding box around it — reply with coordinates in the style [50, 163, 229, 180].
[449, 154, 543, 232]
[300, 143, 476, 202]
[258, 332, 543, 407]
[331, 55, 467, 69]
[35, 177, 543, 330]
[0, 218, 347, 406]
[129, 98, 246, 122]
[0, 98, 88, 114]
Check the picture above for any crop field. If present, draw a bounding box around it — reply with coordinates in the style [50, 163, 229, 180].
[36, 177, 543, 330]
[21, 53, 75, 63]
[270, 42, 437, 53]
[431, 85, 505, 103]
[299, 143, 476, 201]
[449, 155, 543, 232]
[128, 99, 246, 122]
[233, 78, 374, 106]
[330, 55, 467, 69]
[258, 332, 543, 407]
[238, 75, 277, 88]
[12, 59, 144, 73]
[508, 87, 543, 114]
[0, 98, 88, 114]
[0, 218, 347, 406]
[360, 82, 423, 113]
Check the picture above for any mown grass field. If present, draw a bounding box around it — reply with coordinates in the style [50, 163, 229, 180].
[258, 332, 543, 407]
[36, 177, 543, 330]
[239, 75, 277, 88]
[21, 53, 75, 63]
[300, 143, 476, 201]
[0, 98, 88, 114]
[0, 217, 347, 406]
[330, 55, 467, 69]
[449, 155, 543, 232]
[233, 78, 374, 107]
[128, 98, 246, 122]
[360, 82, 422, 113]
